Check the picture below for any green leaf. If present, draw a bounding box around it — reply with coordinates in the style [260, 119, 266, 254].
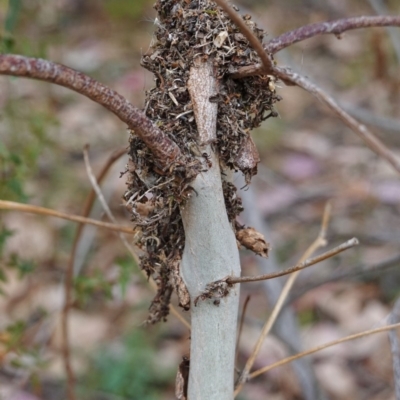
[0, 227, 13, 256]
[6, 320, 26, 350]
[0, 0, 21, 53]
[4, 0, 21, 33]
[116, 256, 137, 297]
[8, 253, 36, 277]
[74, 271, 113, 306]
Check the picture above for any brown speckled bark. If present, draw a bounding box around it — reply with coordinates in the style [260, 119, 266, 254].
[0, 54, 181, 168]
[266, 16, 400, 54]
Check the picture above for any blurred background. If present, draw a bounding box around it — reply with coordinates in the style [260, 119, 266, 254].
[0, 0, 400, 399]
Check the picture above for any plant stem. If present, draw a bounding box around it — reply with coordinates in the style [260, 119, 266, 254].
[180, 60, 241, 400]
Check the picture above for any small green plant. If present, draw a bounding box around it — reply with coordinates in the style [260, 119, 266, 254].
[82, 330, 174, 400]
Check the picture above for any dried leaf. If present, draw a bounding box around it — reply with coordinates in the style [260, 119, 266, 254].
[214, 31, 228, 48]
[234, 135, 260, 183]
[236, 226, 269, 258]
[171, 260, 190, 310]
[175, 356, 190, 400]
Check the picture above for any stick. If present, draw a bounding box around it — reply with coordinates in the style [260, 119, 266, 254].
[0, 200, 134, 234]
[232, 16, 400, 78]
[234, 203, 331, 396]
[214, 0, 274, 74]
[229, 238, 358, 284]
[274, 67, 400, 174]
[249, 322, 400, 380]
[0, 54, 180, 168]
[62, 147, 126, 400]
[267, 16, 400, 54]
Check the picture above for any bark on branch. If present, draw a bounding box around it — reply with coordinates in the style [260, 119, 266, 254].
[266, 15, 400, 54]
[0, 54, 181, 168]
[232, 15, 400, 78]
[213, 2, 400, 175]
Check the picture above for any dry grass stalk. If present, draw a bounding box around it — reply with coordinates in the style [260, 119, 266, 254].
[234, 203, 331, 396]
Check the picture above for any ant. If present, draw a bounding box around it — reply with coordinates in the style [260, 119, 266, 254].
[202, 152, 212, 168]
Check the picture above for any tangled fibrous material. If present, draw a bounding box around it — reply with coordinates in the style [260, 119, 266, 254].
[123, 0, 280, 324]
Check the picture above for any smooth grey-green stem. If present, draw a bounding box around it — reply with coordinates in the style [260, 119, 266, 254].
[180, 60, 241, 400]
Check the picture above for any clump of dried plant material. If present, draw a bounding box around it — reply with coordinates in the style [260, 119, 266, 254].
[123, 0, 280, 323]
[236, 225, 270, 258]
[194, 277, 233, 307]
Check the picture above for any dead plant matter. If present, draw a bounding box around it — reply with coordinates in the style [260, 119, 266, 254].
[124, 0, 280, 323]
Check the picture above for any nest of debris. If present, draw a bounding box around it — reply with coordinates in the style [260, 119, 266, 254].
[123, 0, 280, 324]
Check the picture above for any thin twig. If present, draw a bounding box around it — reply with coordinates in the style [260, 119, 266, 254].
[0, 54, 180, 168]
[234, 203, 331, 396]
[266, 16, 400, 54]
[232, 16, 400, 78]
[225, 12, 400, 176]
[238, 174, 321, 400]
[344, 104, 400, 133]
[229, 237, 358, 284]
[274, 67, 400, 174]
[235, 295, 251, 367]
[249, 322, 400, 380]
[82, 146, 190, 330]
[289, 253, 400, 305]
[62, 147, 126, 400]
[214, 0, 274, 74]
[0, 200, 134, 234]
[77, 147, 127, 235]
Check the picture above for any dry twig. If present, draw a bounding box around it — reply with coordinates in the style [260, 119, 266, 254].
[218, 1, 400, 175]
[62, 147, 126, 400]
[234, 203, 331, 396]
[266, 16, 400, 54]
[274, 67, 400, 174]
[214, 0, 274, 74]
[232, 16, 400, 78]
[249, 322, 400, 380]
[82, 146, 190, 330]
[0, 200, 134, 235]
[228, 237, 358, 284]
[289, 253, 400, 305]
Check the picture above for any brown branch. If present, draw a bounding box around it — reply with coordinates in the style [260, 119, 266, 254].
[228, 238, 359, 284]
[248, 322, 400, 381]
[232, 16, 400, 78]
[232, 16, 400, 79]
[266, 15, 400, 54]
[0, 54, 181, 168]
[219, 2, 400, 176]
[214, 0, 274, 74]
[235, 65, 400, 174]
[274, 67, 400, 174]
[288, 253, 400, 305]
[0, 200, 134, 234]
